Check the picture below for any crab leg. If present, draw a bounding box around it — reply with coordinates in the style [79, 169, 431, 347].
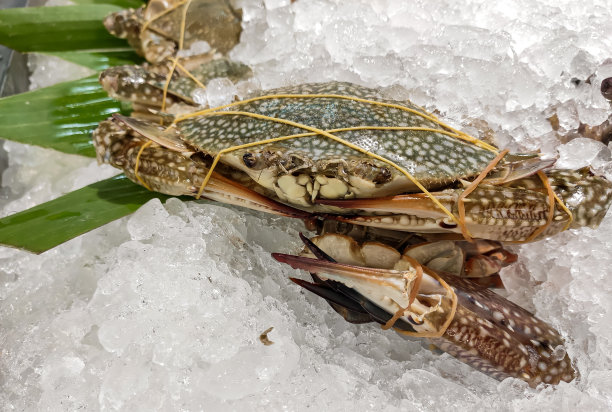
[317, 186, 562, 242]
[275, 234, 576, 387]
[433, 274, 576, 386]
[318, 166, 612, 242]
[93, 119, 311, 220]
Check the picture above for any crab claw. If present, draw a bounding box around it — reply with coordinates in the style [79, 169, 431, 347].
[274, 254, 422, 315]
[275, 233, 577, 387]
[93, 118, 311, 221]
[318, 168, 612, 242]
[273, 236, 457, 338]
[316, 192, 465, 236]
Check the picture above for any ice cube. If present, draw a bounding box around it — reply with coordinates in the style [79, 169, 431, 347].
[191, 87, 208, 105]
[176, 40, 211, 58]
[556, 138, 611, 169]
[205, 78, 238, 108]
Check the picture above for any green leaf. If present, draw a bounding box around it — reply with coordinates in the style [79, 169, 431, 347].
[71, 0, 145, 8]
[0, 5, 127, 52]
[43, 50, 144, 71]
[0, 75, 129, 157]
[0, 175, 173, 254]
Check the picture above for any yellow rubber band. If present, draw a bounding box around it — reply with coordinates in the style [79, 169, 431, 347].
[381, 255, 423, 331]
[192, 125, 467, 144]
[524, 170, 556, 242]
[555, 191, 573, 231]
[160, 0, 191, 117]
[394, 266, 457, 339]
[507, 171, 574, 243]
[178, 0, 192, 51]
[170, 57, 207, 90]
[457, 149, 510, 242]
[134, 140, 154, 190]
[409, 103, 478, 144]
[160, 58, 178, 116]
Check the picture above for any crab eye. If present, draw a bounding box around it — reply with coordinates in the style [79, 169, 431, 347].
[373, 167, 392, 184]
[243, 152, 257, 168]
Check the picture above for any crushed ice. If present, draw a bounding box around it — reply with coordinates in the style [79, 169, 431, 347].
[2, 0, 612, 410]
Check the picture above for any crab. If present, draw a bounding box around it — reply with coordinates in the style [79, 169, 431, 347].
[89, 42, 612, 386]
[94, 63, 612, 243]
[104, 0, 242, 64]
[273, 232, 576, 387]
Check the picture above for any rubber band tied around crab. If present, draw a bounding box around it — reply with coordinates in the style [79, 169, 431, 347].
[159, 0, 193, 115]
[140, 0, 191, 37]
[381, 254, 423, 330]
[393, 266, 457, 338]
[134, 140, 154, 190]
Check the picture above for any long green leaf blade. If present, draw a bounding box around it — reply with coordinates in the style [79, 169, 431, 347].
[0, 175, 172, 254]
[71, 0, 144, 8]
[43, 50, 144, 71]
[0, 5, 126, 52]
[0, 75, 128, 157]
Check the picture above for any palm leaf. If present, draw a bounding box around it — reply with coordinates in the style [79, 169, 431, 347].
[43, 50, 144, 71]
[0, 5, 127, 52]
[0, 2, 183, 253]
[71, 0, 144, 7]
[0, 175, 175, 254]
[0, 75, 129, 157]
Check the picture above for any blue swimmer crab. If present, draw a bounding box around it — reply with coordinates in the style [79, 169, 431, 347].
[104, 0, 242, 64]
[92, 61, 612, 387]
[96, 64, 612, 242]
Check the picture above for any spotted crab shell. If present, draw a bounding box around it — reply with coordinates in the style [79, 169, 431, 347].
[170, 82, 504, 206]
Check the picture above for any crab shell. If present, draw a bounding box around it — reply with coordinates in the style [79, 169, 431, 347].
[115, 81, 507, 201]
[104, 0, 242, 64]
[98, 66, 502, 199]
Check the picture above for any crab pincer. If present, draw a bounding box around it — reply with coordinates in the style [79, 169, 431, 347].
[93, 116, 311, 221]
[273, 233, 577, 387]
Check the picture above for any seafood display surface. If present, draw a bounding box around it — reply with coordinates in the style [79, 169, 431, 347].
[2, 0, 612, 410]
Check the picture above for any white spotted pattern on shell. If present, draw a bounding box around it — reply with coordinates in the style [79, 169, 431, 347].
[177, 82, 498, 187]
